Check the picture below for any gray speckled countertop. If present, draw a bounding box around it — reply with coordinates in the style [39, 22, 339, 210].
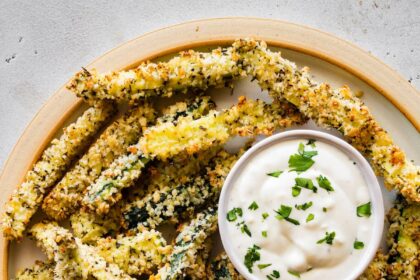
[0, 0, 419, 166]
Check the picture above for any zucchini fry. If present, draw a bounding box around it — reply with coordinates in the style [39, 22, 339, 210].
[152, 207, 218, 280]
[122, 149, 239, 230]
[385, 196, 420, 279]
[42, 103, 156, 220]
[96, 230, 172, 276]
[233, 38, 420, 202]
[186, 237, 213, 280]
[70, 206, 121, 244]
[30, 221, 133, 280]
[15, 260, 54, 280]
[208, 253, 244, 280]
[83, 96, 215, 214]
[140, 96, 305, 160]
[2, 102, 116, 240]
[68, 48, 246, 103]
[358, 252, 388, 280]
[29, 222, 80, 279]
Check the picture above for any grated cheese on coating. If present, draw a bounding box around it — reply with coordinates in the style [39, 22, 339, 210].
[42, 103, 156, 220]
[2, 102, 116, 240]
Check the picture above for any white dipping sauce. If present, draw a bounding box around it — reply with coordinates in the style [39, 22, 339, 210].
[226, 139, 372, 279]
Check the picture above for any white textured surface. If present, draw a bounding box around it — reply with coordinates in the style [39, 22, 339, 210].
[0, 0, 419, 167]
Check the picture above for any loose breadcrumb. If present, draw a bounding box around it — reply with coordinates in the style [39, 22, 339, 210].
[2, 102, 116, 240]
[42, 103, 156, 220]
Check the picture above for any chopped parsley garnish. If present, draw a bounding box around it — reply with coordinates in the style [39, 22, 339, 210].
[288, 143, 318, 172]
[295, 177, 317, 193]
[226, 207, 242, 222]
[295, 201, 313, 211]
[306, 213, 315, 222]
[357, 202, 372, 217]
[292, 186, 301, 197]
[249, 201, 259, 210]
[258, 263, 272, 270]
[323, 207, 327, 212]
[288, 270, 301, 278]
[307, 139, 316, 147]
[238, 221, 252, 237]
[317, 231, 336, 245]
[267, 270, 280, 279]
[244, 245, 261, 273]
[262, 231, 268, 237]
[274, 205, 300, 225]
[267, 170, 283, 178]
[316, 175, 334, 192]
[262, 212, 269, 220]
[354, 240, 365, 249]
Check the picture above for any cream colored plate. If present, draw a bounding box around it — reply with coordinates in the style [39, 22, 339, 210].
[1, 18, 419, 279]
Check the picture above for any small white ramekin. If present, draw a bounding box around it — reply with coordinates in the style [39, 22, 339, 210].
[218, 129, 384, 280]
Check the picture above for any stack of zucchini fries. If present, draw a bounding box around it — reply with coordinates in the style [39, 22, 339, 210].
[2, 38, 418, 280]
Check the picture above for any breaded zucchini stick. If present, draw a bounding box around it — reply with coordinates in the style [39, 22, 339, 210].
[233, 39, 420, 202]
[68, 48, 246, 103]
[122, 149, 239, 230]
[96, 230, 172, 276]
[15, 260, 54, 280]
[385, 196, 420, 279]
[70, 207, 121, 244]
[29, 222, 80, 279]
[83, 96, 216, 214]
[207, 253, 244, 280]
[42, 103, 156, 220]
[30, 221, 133, 280]
[358, 252, 388, 280]
[186, 237, 213, 280]
[2, 102, 116, 240]
[140, 96, 305, 160]
[152, 207, 218, 280]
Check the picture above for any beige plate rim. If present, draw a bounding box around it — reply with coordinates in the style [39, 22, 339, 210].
[1, 17, 419, 279]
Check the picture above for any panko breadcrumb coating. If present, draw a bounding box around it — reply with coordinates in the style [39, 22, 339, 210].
[15, 261, 54, 280]
[96, 230, 172, 276]
[152, 207, 218, 280]
[68, 39, 419, 202]
[68, 47, 246, 103]
[233, 39, 420, 202]
[42, 103, 156, 220]
[83, 96, 215, 214]
[123, 149, 239, 230]
[140, 96, 305, 160]
[70, 205, 122, 244]
[208, 253, 244, 280]
[30, 221, 133, 280]
[186, 237, 213, 280]
[2, 102, 116, 240]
